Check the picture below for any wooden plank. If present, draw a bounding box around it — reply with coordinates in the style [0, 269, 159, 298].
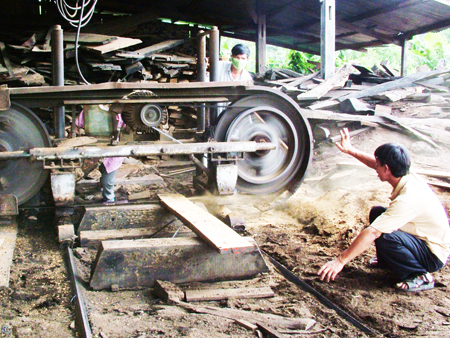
[373, 87, 416, 102]
[329, 127, 374, 143]
[158, 193, 254, 254]
[302, 109, 386, 123]
[174, 301, 316, 330]
[0, 42, 14, 77]
[256, 322, 285, 338]
[374, 104, 392, 115]
[234, 319, 258, 331]
[337, 161, 450, 180]
[379, 114, 438, 148]
[84, 37, 142, 54]
[297, 66, 350, 101]
[154, 280, 185, 304]
[117, 39, 185, 58]
[185, 286, 274, 302]
[338, 69, 450, 102]
[427, 181, 450, 190]
[64, 32, 117, 45]
[414, 80, 450, 93]
[414, 168, 450, 179]
[307, 99, 339, 110]
[128, 190, 152, 201]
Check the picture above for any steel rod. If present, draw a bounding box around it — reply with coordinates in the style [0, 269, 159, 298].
[28, 141, 276, 160]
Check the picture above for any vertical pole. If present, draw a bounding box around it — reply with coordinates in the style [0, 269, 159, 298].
[320, 0, 336, 80]
[256, 0, 267, 74]
[209, 26, 220, 82]
[196, 30, 207, 83]
[209, 26, 220, 125]
[196, 30, 207, 133]
[401, 37, 408, 76]
[51, 25, 65, 139]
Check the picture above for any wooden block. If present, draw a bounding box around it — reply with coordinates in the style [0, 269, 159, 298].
[58, 224, 75, 242]
[154, 280, 184, 303]
[185, 286, 274, 302]
[78, 203, 183, 233]
[158, 193, 254, 254]
[89, 236, 268, 290]
[128, 190, 152, 201]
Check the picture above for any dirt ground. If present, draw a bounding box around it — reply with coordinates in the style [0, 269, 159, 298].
[1, 126, 450, 338]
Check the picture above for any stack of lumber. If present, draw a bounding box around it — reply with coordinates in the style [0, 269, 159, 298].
[0, 20, 198, 86]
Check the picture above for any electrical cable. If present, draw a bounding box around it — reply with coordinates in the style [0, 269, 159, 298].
[54, 0, 98, 84]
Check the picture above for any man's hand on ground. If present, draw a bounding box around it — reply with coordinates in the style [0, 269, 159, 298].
[317, 258, 345, 282]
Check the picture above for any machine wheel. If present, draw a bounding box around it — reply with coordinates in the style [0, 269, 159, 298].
[0, 102, 51, 204]
[215, 94, 312, 195]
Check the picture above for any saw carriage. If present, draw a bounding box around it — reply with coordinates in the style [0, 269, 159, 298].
[0, 81, 313, 205]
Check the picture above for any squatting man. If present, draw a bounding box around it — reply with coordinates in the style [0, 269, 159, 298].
[318, 128, 450, 292]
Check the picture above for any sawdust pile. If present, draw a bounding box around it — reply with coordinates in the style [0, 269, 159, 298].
[283, 182, 392, 244]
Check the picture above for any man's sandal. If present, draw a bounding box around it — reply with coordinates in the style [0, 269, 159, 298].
[394, 273, 435, 292]
[369, 256, 379, 267]
[368, 256, 384, 268]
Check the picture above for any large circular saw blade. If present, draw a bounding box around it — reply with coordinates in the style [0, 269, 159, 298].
[215, 94, 312, 195]
[0, 102, 51, 205]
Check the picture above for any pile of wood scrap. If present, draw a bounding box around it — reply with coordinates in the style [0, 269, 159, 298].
[154, 280, 318, 337]
[0, 21, 198, 86]
[265, 64, 450, 151]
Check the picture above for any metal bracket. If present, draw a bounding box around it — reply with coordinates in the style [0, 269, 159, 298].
[44, 158, 82, 170]
[51, 172, 75, 206]
[215, 162, 238, 195]
[0, 194, 18, 216]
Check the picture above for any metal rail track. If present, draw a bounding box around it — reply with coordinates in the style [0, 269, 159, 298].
[265, 253, 378, 336]
[64, 243, 93, 338]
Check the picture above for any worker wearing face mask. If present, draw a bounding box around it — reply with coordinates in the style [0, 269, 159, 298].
[218, 44, 253, 82]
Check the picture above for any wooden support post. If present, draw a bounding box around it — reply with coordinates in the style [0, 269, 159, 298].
[256, 0, 267, 74]
[321, 0, 336, 80]
[401, 36, 409, 76]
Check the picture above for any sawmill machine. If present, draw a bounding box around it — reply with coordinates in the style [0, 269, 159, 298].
[0, 81, 313, 205]
[0, 26, 313, 206]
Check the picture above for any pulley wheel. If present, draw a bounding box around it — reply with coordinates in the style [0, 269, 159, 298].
[122, 90, 166, 136]
[0, 102, 51, 204]
[215, 94, 312, 195]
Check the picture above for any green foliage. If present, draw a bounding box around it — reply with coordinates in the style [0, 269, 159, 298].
[409, 32, 446, 69]
[336, 28, 450, 73]
[287, 51, 320, 74]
